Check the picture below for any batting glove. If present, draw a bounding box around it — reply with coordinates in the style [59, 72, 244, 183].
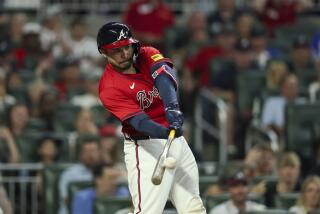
[165, 104, 184, 137]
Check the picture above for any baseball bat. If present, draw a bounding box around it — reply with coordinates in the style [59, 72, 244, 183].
[151, 129, 176, 185]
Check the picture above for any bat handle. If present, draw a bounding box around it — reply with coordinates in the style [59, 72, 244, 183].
[168, 129, 176, 139]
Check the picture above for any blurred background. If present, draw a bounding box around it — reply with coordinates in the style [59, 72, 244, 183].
[0, 0, 320, 213]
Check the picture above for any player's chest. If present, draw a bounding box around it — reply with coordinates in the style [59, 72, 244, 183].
[125, 79, 162, 110]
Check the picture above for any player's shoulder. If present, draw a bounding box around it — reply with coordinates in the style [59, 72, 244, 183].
[139, 46, 164, 59]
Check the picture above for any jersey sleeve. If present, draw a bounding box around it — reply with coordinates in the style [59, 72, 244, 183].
[141, 46, 173, 69]
[99, 86, 143, 122]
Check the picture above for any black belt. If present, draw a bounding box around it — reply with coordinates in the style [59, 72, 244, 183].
[124, 135, 151, 141]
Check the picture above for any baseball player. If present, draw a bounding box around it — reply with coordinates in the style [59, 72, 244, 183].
[97, 22, 206, 214]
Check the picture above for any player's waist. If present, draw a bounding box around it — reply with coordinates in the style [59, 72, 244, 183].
[123, 133, 152, 141]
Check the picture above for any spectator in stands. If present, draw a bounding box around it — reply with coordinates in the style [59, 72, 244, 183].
[99, 124, 121, 164]
[123, 0, 175, 51]
[0, 71, 16, 113]
[13, 22, 43, 70]
[261, 73, 306, 135]
[250, 24, 282, 70]
[289, 175, 320, 214]
[73, 108, 99, 135]
[35, 135, 61, 195]
[204, 162, 255, 197]
[183, 22, 236, 91]
[54, 58, 83, 101]
[236, 11, 256, 40]
[244, 143, 277, 177]
[36, 135, 61, 165]
[0, 39, 14, 74]
[209, 38, 257, 103]
[8, 12, 27, 49]
[7, 103, 30, 138]
[169, 10, 208, 69]
[287, 35, 315, 73]
[266, 60, 289, 91]
[36, 89, 59, 131]
[209, 171, 266, 214]
[28, 80, 49, 116]
[71, 163, 129, 214]
[251, 152, 301, 207]
[58, 18, 101, 71]
[0, 184, 13, 214]
[0, 126, 20, 163]
[253, 0, 312, 34]
[207, 0, 241, 38]
[58, 137, 101, 214]
[70, 68, 102, 108]
[40, 5, 67, 53]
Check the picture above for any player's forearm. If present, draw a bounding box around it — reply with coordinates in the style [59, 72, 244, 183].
[155, 74, 178, 107]
[128, 114, 168, 139]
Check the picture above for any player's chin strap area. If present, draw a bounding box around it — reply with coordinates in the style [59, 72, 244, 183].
[182, 196, 207, 214]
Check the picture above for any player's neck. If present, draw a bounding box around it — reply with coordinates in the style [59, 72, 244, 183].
[122, 65, 137, 74]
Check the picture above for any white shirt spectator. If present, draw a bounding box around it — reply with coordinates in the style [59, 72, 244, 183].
[209, 200, 266, 214]
[261, 96, 306, 128]
[58, 164, 93, 214]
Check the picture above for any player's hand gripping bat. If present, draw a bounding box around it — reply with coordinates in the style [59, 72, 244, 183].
[151, 129, 176, 185]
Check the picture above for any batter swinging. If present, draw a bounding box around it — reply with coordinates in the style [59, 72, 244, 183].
[97, 22, 206, 214]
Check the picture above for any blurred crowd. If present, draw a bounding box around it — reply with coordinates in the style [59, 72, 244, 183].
[0, 0, 320, 213]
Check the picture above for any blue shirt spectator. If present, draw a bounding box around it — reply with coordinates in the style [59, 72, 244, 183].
[72, 187, 129, 214]
[59, 138, 101, 214]
[71, 163, 130, 214]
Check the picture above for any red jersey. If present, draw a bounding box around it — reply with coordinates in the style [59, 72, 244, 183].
[99, 46, 172, 137]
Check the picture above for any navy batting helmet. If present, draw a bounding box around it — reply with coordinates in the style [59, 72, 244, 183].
[97, 22, 139, 53]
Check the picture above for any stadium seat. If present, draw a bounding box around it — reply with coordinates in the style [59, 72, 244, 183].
[94, 197, 132, 214]
[43, 163, 75, 214]
[15, 131, 44, 162]
[68, 181, 94, 213]
[285, 103, 320, 164]
[274, 193, 299, 209]
[236, 71, 266, 120]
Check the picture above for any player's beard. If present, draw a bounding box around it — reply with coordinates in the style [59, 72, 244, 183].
[109, 58, 134, 72]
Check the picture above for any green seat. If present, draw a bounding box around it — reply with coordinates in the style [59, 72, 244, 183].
[16, 131, 44, 162]
[242, 210, 294, 214]
[43, 163, 74, 214]
[274, 193, 299, 209]
[54, 103, 82, 132]
[94, 197, 132, 214]
[285, 103, 320, 161]
[68, 181, 94, 213]
[236, 71, 266, 119]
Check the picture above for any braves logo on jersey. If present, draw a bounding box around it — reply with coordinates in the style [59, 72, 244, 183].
[137, 86, 160, 110]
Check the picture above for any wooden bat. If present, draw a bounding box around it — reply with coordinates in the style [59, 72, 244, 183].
[151, 129, 176, 185]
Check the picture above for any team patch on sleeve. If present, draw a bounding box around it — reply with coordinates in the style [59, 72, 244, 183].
[151, 54, 164, 61]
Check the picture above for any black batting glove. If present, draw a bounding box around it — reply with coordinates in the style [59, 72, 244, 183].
[165, 103, 184, 137]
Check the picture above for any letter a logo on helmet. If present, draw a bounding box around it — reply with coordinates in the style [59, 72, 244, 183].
[97, 22, 139, 51]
